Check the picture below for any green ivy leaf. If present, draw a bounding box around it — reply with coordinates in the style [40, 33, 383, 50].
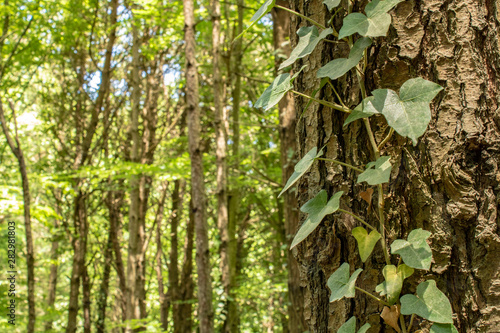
[323, 0, 341, 11]
[328, 263, 363, 302]
[338, 316, 371, 333]
[391, 228, 432, 270]
[375, 264, 414, 305]
[338, 0, 403, 39]
[430, 323, 459, 333]
[400, 280, 453, 324]
[362, 78, 443, 145]
[279, 27, 334, 70]
[234, 0, 275, 40]
[317, 37, 372, 80]
[357, 156, 392, 185]
[343, 96, 378, 126]
[352, 227, 381, 262]
[290, 190, 343, 249]
[255, 73, 292, 111]
[279, 147, 323, 198]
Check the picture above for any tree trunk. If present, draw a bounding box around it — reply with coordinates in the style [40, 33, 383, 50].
[289, 0, 500, 332]
[183, 0, 214, 330]
[0, 100, 36, 332]
[45, 209, 59, 332]
[177, 195, 195, 333]
[96, 211, 114, 333]
[155, 182, 170, 331]
[272, 2, 307, 332]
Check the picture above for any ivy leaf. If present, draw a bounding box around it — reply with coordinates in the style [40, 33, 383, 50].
[279, 27, 334, 70]
[279, 147, 323, 198]
[254, 73, 292, 111]
[343, 96, 378, 126]
[290, 190, 343, 249]
[352, 227, 381, 262]
[400, 280, 453, 324]
[375, 264, 414, 305]
[430, 323, 459, 333]
[357, 156, 392, 185]
[328, 263, 363, 302]
[391, 228, 432, 270]
[338, 0, 403, 39]
[234, 0, 275, 40]
[317, 37, 372, 80]
[381, 305, 401, 333]
[338, 316, 371, 333]
[362, 78, 443, 145]
[323, 0, 341, 11]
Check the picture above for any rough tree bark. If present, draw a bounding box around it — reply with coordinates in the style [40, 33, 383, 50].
[272, 2, 307, 332]
[289, 0, 500, 332]
[184, 0, 214, 330]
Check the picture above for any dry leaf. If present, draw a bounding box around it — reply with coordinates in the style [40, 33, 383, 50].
[359, 188, 374, 211]
[381, 304, 401, 333]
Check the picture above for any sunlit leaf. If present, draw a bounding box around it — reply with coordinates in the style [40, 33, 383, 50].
[290, 190, 343, 249]
[279, 147, 323, 197]
[430, 323, 459, 333]
[375, 264, 414, 304]
[352, 227, 381, 262]
[279, 27, 334, 70]
[255, 73, 292, 111]
[317, 37, 372, 80]
[328, 263, 363, 302]
[338, 0, 404, 39]
[323, 0, 341, 11]
[400, 280, 453, 324]
[361, 78, 443, 145]
[357, 156, 392, 185]
[338, 316, 372, 333]
[343, 96, 377, 126]
[234, 0, 275, 40]
[391, 228, 432, 270]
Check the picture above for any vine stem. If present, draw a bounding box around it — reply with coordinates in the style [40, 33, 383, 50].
[274, 5, 327, 29]
[400, 313, 407, 333]
[355, 287, 391, 306]
[327, 80, 347, 108]
[315, 157, 363, 172]
[408, 314, 415, 332]
[338, 209, 376, 231]
[378, 127, 395, 151]
[291, 90, 351, 113]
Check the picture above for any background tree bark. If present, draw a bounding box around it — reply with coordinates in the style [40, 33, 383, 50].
[289, 0, 500, 332]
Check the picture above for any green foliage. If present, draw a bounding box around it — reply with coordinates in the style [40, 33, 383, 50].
[338, 316, 371, 333]
[338, 0, 404, 39]
[327, 263, 363, 302]
[400, 280, 454, 324]
[290, 190, 343, 249]
[357, 156, 392, 185]
[317, 37, 372, 80]
[391, 228, 433, 270]
[430, 323, 459, 333]
[279, 147, 323, 197]
[322, 0, 341, 12]
[360, 78, 443, 145]
[375, 264, 413, 305]
[235, 0, 275, 40]
[352, 227, 381, 262]
[280, 26, 334, 70]
[254, 73, 292, 111]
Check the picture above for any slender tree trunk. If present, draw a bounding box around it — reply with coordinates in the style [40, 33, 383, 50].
[177, 195, 195, 333]
[0, 100, 36, 332]
[45, 212, 59, 332]
[96, 214, 114, 333]
[290, 0, 500, 332]
[183, 0, 214, 330]
[272, 2, 307, 332]
[155, 183, 170, 331]
[82, 263, 91, 333]
[169, 180, 181, 331]
[211, 0, 236, 330]
[126, 18, 143, 331]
